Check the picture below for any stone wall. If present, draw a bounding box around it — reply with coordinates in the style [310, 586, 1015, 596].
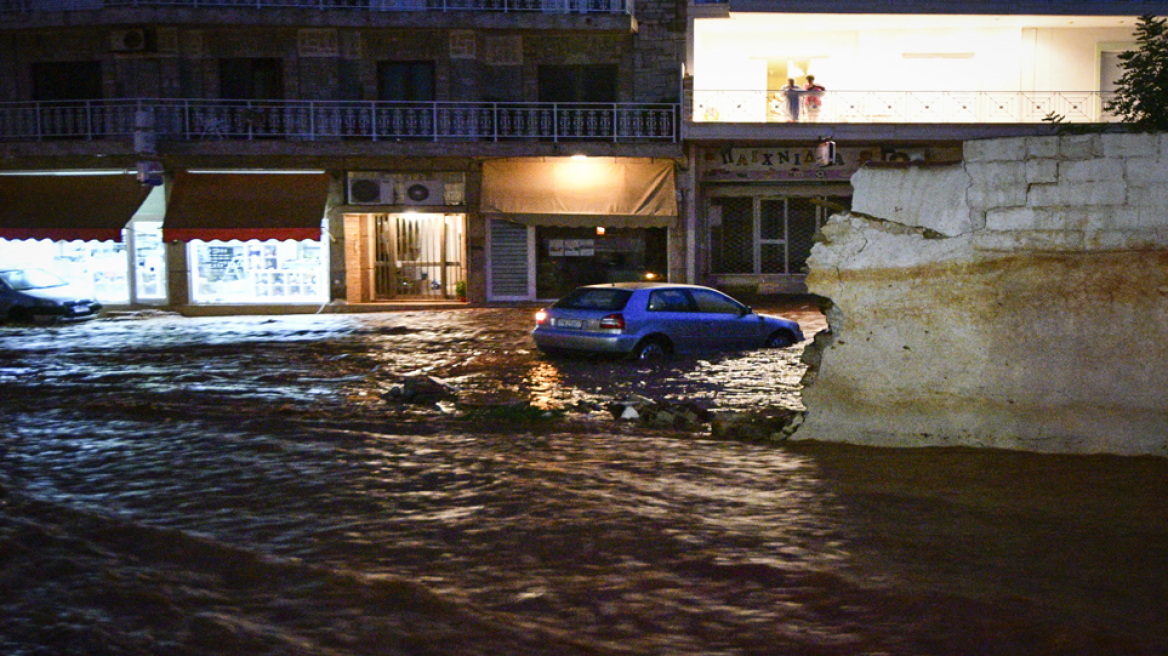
[796, 134, 1168, 456]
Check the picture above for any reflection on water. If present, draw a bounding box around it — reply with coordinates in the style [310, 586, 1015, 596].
[1, 309, 1166, 656]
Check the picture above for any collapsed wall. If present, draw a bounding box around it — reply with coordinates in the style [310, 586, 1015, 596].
[796, 134, 1168, 456]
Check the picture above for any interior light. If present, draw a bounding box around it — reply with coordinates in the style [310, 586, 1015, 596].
[596, 227, 606, 235]
[644, 272, 657, 280]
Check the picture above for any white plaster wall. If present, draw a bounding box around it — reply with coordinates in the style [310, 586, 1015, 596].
[797, 134, 1168, 456]
[1024, 27, 1136, 92]
[694, 20, 1135, 94]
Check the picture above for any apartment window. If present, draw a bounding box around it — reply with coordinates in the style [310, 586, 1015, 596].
[538, 64, 617, 103]
[32, 61, 102, 100]
[378, 61, 435, 101]
[219, 58, 284, 99]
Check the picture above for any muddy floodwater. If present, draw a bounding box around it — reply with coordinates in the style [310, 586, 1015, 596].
[2, 304, 1167, 656]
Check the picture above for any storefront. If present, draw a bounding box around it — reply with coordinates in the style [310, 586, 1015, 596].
[340, 172, 468, 303]
[482, 157, 677, 302]
[695, 144, 860, 293]
[164, 171, 331, 305]
[0, 172, 163, 306]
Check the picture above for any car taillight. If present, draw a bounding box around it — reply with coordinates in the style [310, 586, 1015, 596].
[599, 313, 625, 330]
[535, 309, 548, 325]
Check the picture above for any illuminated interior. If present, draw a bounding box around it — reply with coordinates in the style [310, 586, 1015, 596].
[691, 13, 1143, 122]
[188, 228, 328, 305]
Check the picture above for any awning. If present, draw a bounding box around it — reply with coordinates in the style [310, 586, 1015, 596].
[481, 157, 676, 229]
[164, 171, 330, 242]
[0, 173, 151, 241]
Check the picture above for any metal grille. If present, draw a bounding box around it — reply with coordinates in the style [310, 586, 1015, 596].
[710, 194, 851, 276]
[374, 213, 464, 299]
[786, 198, 818, 275]
[710, 197, 753, 274]
[488, 220, 530, 299]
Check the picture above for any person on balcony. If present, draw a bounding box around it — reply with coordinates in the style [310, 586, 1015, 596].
[780, 79, 802, 122]
[804, 75, 825, 121]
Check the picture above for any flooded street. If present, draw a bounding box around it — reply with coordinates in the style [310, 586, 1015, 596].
[2, 304, 1167, 655]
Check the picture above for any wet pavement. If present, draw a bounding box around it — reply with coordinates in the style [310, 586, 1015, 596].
[2, 302, 1167, 656]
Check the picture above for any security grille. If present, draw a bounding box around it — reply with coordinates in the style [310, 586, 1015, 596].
[710, 194, 850, 276]
[710, 197, 753, 274]
[786, 198, 818, 275]
[489, 220, 531, 300]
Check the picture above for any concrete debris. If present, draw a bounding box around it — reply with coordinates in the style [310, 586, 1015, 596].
[382, 375, 459, 405]
[710, 408, 805, 443]
[606, 399, 713, 429]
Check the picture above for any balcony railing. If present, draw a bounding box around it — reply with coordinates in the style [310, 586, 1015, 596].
[0, 98, 678, 142]
[692, 90, 1119, 124]
[0, 0, 628, 13]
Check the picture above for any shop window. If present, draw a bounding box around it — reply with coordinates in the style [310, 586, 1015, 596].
[711, 194, 850, 276]
[710, 197, 753, 274]
[129, 221, 167, 303]
[189, 237, 327, 304]
[535, 226, 664, 300]
[0, 238, 129, 304]
[378, 61, 436, 101]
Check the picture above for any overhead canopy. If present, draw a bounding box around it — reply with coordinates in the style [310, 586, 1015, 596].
[164, 171, 330, 242]
[0, 173, 151, 242]
[481, 157, 677, 229]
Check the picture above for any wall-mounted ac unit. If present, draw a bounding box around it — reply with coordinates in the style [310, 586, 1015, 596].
[110, 28, 152, 53]
[400, 180, 445, 206]
[348, 172, 393, 205]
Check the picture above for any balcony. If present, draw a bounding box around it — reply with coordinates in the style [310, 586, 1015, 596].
[685, 88, 1120, 142]
[692, 89, 1118, 125]
[0, 0, 628, 13]
[0, 98, 678, 143]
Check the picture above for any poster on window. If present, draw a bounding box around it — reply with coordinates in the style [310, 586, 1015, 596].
[549, 239, 595, 257]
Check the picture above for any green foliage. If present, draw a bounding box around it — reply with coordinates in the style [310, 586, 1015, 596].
[1105, 15, 1168, 132]
[1042, 111, 1108, 136]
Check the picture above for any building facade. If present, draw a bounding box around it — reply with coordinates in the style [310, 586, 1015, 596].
[2, 0, 1166, 310]
[682, 0, 1167, 295]
[0, 0, 685, 309]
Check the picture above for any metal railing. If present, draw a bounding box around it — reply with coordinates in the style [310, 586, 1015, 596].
[691, 89, 1120, 124]
[0, 0, 629, 13]
[0, 98, 678, 142]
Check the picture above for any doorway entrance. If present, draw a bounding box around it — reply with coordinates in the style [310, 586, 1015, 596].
[373, 213, 465, 300]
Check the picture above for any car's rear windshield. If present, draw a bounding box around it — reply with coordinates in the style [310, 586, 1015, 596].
[553, 288, 633, 311]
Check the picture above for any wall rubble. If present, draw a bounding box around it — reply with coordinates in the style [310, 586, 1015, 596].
[796, 134, 1168, 456]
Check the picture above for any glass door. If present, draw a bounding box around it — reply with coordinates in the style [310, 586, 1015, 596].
[374, 213, 465, 300]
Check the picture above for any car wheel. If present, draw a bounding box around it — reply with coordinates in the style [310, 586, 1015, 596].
[632, 338, 670, 361]
[765, 331, 795, 348]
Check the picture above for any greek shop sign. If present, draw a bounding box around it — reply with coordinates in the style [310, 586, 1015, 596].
[702, 146, 863, 182]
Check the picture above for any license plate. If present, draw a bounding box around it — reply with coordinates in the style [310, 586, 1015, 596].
[71, 305, 89, 314]
[557, 318, 583, 329]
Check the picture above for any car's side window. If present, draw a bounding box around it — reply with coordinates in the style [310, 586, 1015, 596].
[648, 289, 692, 312]
[690, 289, 743, 315]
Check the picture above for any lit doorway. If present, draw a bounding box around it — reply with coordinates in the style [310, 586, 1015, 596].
[374, 213, 465, 300]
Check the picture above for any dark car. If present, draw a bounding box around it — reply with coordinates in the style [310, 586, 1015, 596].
[0, 268, 103, 324]
[532, 282, 804, 360]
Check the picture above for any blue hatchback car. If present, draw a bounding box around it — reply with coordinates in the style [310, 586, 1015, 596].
[532, 283, 804, 360]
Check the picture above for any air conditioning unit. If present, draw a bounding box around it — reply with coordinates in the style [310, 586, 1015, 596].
[400, 180, 445, 206]
[110, 28, 152, 53]
[348, 172, 393, 205]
